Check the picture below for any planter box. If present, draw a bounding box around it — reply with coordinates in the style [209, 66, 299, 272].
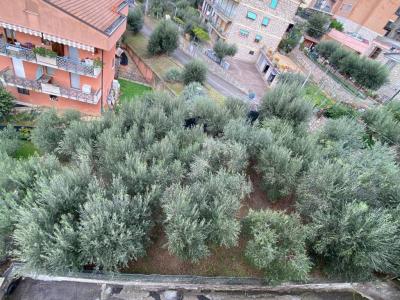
[41, 83, 60, 96]
[36, 54, 57, 66]
[93, 67, 102, 77]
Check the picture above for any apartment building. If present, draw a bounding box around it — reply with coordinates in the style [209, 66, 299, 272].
[0, 0, 128, 116]
[201, 0, 301, 62]
[311, 0, 400, 41]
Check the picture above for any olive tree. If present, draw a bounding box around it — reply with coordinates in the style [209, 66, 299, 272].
[148, 20, 179, 55]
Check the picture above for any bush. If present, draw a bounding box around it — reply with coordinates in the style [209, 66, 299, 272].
[213, 40, 237, 64]
[127, 7, 144, 34]
[278, 26, 302, 54]
[329, 47, 350, 69]
[244, 209, 312, 284]
[309, 202, 400, 280]
[182, 59, 207, 85]
[0, 88, 15, 120]
[0, 125, 21, 156]
[307, 13, 330, 38]
[260, 82, 313, 124]
[165, 68, 182, 83]
[315, 41, 340, 60]
[362, 107, 400, 145]
[330, 19, 344, 31]
[147, 20, 179, 55]
[180, 82, 207, 101]
[31, 109, 81, 154]
[324, 103, 358, 119]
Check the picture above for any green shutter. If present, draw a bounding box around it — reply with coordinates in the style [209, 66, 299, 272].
[262, 17, 270, 27]
[239, 29, 249, 37]
[247, 11, 257, 20]
[270, 0, 278, 9]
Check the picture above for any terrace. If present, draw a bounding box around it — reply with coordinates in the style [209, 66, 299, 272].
[0, 40, 102, 78]
[0, 68, 101, 104]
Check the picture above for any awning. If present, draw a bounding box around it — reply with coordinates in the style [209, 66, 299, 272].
[0, 22, 41, 37]
[0, 21, 94, 52]
[42, 33, 94, 52]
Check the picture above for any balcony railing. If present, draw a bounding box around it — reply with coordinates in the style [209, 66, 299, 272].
[0, 68, 101, 104]
[206, 0, 236, 20]
[0, 40, 101, 78]
[208, 18, 228, 38]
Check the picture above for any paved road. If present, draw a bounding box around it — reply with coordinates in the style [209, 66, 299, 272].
[140, 20, 247, 99]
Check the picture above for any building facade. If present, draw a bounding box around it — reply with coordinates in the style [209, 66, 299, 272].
[0, 0, 128, 116]
[201, 0, 301, 62]
[311, 0, 400, 42]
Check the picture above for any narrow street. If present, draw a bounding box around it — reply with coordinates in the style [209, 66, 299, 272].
[139, 17, 248, 99]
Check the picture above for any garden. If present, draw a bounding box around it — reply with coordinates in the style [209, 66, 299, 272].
[1, 74, 400, 284]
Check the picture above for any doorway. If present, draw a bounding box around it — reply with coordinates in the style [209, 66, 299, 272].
[52, 43, 65, 57]
[263, 64, 270, 74]
[12, 57, 26, 78]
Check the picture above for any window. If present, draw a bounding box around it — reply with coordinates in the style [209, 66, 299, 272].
[396, 7, 400, 17]
[46, 67, 55, 76]
[249, 50, 255, 55]
[369, 47, 382, 59]
[5, 29, 16, 43]
[239, 29, 249, 37]
[255, 35, 262, 43]
[270, 0, 278, 9]
[247, 11, 257, 20]
[340, 4, 353, 14]
[262, 17, 270, 27]
[17, 87, 29, 95]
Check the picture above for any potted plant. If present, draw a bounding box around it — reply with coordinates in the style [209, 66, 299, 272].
[93, 58, 103, 76]
[34, 47, 57, 66]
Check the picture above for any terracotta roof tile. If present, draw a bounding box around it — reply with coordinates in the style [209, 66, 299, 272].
[44, 0, 126, 34]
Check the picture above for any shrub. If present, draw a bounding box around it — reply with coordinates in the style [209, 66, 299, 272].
[329, 47, 350, 69]
[147, 20, 179, 55]
[352, 58, 389, 90]
[165, 68, 182, 82]
[362, 107, 400, 145]
[307, 13, 330, 38]
[213, 40, 237, 64]
[330, 19, 344, 31]
[260, 82, 313, 124]
[192, 26, 210, 42]
[309, 202, 400, 280]
[315, 40, 340, 60]
[31, 109, 80, 154]
[324, 103, 358, 119]
[180, 82, 207, 101]
[0, 88, 15, 120]
[182, 59, 207, 85]
[0, 125, 21, 156]
[127, 7, 144, 34]
[244, 209, 312, 284]
[278, 26, 302, 54]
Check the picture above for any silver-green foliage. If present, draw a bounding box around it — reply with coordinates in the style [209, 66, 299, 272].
[244, 209, 311, 284]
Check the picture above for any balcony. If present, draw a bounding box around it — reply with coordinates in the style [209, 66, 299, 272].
[206, 0, 236, 21]
[0, 68, 101, 104]
[0, 40, 102, 78]
[208, 19, 228, 39]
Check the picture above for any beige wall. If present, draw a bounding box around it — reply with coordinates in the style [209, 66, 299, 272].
[332, 0, 400, 35]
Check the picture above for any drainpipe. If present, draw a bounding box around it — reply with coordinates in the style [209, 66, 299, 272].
[101, 49, 104, 114]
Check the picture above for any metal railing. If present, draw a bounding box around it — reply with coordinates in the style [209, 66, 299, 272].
[207, 18, 228, 38]
[0, 40, 101, 77]
[0, 68, 101, 104]
[206, 0, 236, 20]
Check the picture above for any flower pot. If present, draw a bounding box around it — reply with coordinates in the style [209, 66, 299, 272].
[36, 54, 57, 66]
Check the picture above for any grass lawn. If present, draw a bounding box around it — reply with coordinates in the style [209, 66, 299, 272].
[304, 83, 335, 109]
[14, 141, 38, 159]
[124, 33, 225, 101]
[119, 79, 152, 103]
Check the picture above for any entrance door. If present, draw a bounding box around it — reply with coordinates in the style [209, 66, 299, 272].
[70, 73, 80, 89]
[263, 64, 270, 74]
[12, 57, 26, 78]
[68, 46, 79, 60]
[52, 43, 65, 57]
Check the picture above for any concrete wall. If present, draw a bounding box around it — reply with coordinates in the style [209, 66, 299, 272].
[332, 0, 400, 36]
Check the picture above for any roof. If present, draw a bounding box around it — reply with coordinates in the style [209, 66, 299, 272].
[326, 29, 370, 54]
[43, 0, 127, 35]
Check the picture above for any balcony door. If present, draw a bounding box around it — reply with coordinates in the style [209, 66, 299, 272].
[12, 57, 26, 78]
[68, 46, 79, 60]
[52, 43, 65, 57]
